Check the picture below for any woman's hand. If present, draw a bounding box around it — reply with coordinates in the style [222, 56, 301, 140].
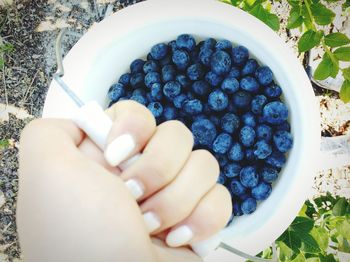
[17, 101, 232, 262]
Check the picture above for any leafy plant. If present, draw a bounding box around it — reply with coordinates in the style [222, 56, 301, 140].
[222, 0, 350, 103]
[251, 194, 350, 261]
[0, 41, 14, 69]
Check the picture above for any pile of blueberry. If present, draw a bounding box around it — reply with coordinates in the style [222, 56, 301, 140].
[108, 34, 293, 217]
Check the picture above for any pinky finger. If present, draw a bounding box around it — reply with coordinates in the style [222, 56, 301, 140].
[165, 184, 232, 248]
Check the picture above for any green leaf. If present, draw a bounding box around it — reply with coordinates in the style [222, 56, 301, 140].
[340, 81, 350, 103]
[324, 33, 350, 47]
[291, 253, 306, 262]
[301, 5, 314, 30]
[0, 57, 4, 68]
[343, 67, 350, 81]
[298, 30, 323, 52]
[230, 0, 241, 6]
[319, 254, 336, 262]
[310, 3, 335, 25]
[314, 53, 338, 80]
[0, 139, 10, 149]
[288, 0, 300, 7]
[306, 258, 320, 262]
[287, 6, 303, 29]
[278, 230, 302, 253]
[343, 0, 350, 9]
[338, 237, 350, 253]
[310, 227, 329, 251]
[337, 218, 350, 240]
[278, 241, 294, 261]
[249, 4, 280, 31]
[299, 232, 322, 254]
[334, 47, 350, 61]
[291, 216, 315, 233]
[333, 197, 349, 216]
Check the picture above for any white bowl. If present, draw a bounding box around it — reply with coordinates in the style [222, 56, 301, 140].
[43, 0, 320, 260]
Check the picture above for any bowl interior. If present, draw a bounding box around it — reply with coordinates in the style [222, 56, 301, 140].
[43, 0, 319, 256]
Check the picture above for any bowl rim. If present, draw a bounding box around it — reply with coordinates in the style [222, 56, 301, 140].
[43, 0, 320, 258]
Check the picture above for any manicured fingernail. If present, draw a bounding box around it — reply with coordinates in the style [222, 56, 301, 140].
[104, 134, 135, 166]
[143, 212, 161, 233]
[125, 179, 144, 200]
[119, 153, 141, 171]
[166, 225, 193, 247]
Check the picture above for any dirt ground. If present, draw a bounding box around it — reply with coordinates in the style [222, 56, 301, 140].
[0, 0, 349, 261]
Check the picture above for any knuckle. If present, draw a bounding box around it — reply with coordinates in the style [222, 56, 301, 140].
[192, 150, 220, 179]
[160, 120, 194, 145]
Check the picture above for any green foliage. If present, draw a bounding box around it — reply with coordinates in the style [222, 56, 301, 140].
[0, 139, 10, 149]
[252, 195, 350, 262]
[0, 42, 14, 69]
[224, 0, 350, 103]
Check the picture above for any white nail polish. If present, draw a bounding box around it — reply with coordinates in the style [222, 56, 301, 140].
[125, 179, 144, 200]
[119, 153, 142, 171]
[143, 212, 161, 233]
[166, 225, 193, 247]
[104, 134, 135, 166]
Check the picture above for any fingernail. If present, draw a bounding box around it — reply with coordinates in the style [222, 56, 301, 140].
[166, 225, 193, 247]
[119, 153, 142, 171]
[125, 179, 144, 200]
[104, 134, 135, 166]
[143, 212, 161, 233]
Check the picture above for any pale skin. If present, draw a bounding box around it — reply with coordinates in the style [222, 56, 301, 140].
[16, 101, 232, 262]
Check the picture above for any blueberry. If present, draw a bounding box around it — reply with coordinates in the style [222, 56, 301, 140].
[253, 140, 272, 159]
[240, 166, 259, 188]
[144, 72, 161, 88]
[130, 94, 147, 105]
[199, 48, 214, 66]
[265, 151, 286, 168]
[143, 60, 159, 73]
[130, 72, 144, 89]
[242, 59, 258, 76]
[227, 66, 241, 79]
[273, 130, 293, 153]
[175, 74, 191, 89]
[252, 182, 272, 200]
[187, 63, 205, 81]
[213, 133, 233, 154]
[159, 55, 172, 67]
[233, 90, 252, 109]
[231, 46, 249, 65]
[221, 113, 240, 134]
[191, 118, 217, 146]
[108, 83, 125, 102]
[264, 84, 282, 98]
[208, 90, 229, 112]
[241, 112, 256, 127]
[240, 76, 259, 93]
[260, 167, 279, 183]
[168, 40, 178, 52]
[183, 99, 203, 115]
[205, 71, 223, 87]
[150, 83, 163, 101]
[230, 180, 246, 196]
[214, 153, 227, 168]
[209, 115, 220, 126]
[245, 148, 256, 161]
[118, 73, 131, 86]
[176, 34, 196, 51]
[130, 59, 145, 73]
[218, 174, 226, 185]
[173, 94, 187, 109]
[163, 106, 177, 120]
[251, 95, 267, 115]
[201, 38, 217, 49]
[163, 81, 181, 99]
[262, 102, 289, 125]
[192, 80, 210, 96]
[255, 66, 273, 86]
[239, 126, 256, 147]
[132, 88, 146, 96]
[150, 43, 168, 60]
[172, 49, 190, 70]
[147, 102, 163, 118]
[228, 142, 244, 161]
[221, 77, 239, 94]
[210, 50, 232, 75]
[275, 121, 291, 132]
[190, 49, 200, 64]
[233, 201, 243, 216]
[241, 198, 257, 214]
[215, 39, 232, 51]
[256, 124, 272, 141]
[162, 65, 176, 82]
[223, 163, 241, 178]
[146, 93, 155, 103]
